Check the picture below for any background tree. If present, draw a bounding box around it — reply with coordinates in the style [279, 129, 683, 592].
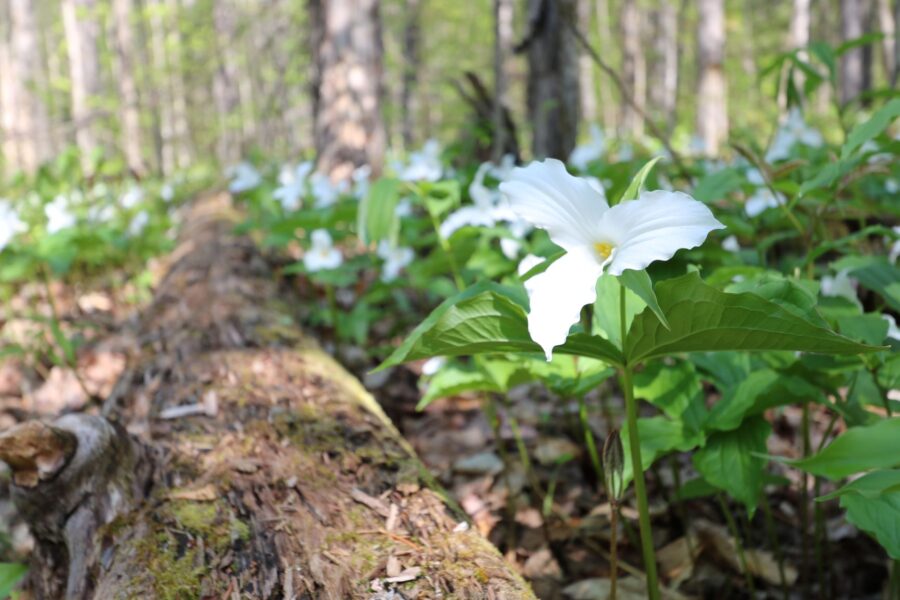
[696, 0, 728, 155]
[620, 0, 645, 138]
[839, 0, 873, 105]
[111, 0, 146, 175]
[61, 0, 103, 170]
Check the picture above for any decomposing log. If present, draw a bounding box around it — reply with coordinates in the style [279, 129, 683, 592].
[4, 193, 535, 599]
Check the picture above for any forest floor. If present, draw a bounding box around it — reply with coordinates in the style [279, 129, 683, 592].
[0, 196, 891, 600]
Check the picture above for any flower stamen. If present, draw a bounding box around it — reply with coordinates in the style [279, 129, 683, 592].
[594, 242, 614, 260]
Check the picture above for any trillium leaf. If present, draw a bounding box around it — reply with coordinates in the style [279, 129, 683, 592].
[418, 364, 501, 410]
[625, 272, 883, 364]
[841, 97, 900, 159]
[376, 282, 624, 371]
[777, 418, 900, 480]
[358, 178, 400, 244]
[616, 156, 662, 205]
[0, 563, 27, 600]
[693, 417, 771, 516]
[621, 416, 704, 486]
[817, 470, 900, 502]
[618, 269, 671, 330]
[833, 256, 900, 312]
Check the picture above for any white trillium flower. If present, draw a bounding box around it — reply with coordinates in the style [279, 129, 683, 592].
[499, 159, 725, 359]
[352, 165, 372, 199]
[309, 172, 347, 208]
[569, 125, 606, 171]
[765, 108, 823, 162]
[121, 185, 144, 209]
[489, 154, 516, 181]
[421, 356, 446, 376]
[400, 139, 443, 182]
[274, 162, 313, 211]
[722, 235, 741, 253]
[517, 253, 545, 277]
[820, 269, 861, 308]
[744, 168, 787, 217]
[228, 162, 262, 193]
[0, 200, 26, 251]
[160, 183, 175, 202]
[128, 211, 150, 237]
[883, 314, 900, 342]
[886, 179, 899, 195]
[88, 202, 116, 223]
[377, 240, 415, 282]
[46, 195, 76, 234]
[303, 229, 343, 271]
[395, 198, 414, 218]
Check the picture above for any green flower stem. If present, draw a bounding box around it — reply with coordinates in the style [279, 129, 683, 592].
[618, 283, 661, 600]
[428, 212, 465, 291]
[761, 497, 789, 600]
[578, 394, 605, 485]
[718, 494, 756, 595]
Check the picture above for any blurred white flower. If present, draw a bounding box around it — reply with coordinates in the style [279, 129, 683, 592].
[399, 139, 443, 182]
[569, 125, 606, 170]
[46, 195, 76, 234]
[517, 253, 545, 277]
[820, 269, 861, 308]
[421, 356, 446, 376]
[274, 162, 313, 211]
[377, 240, 414, 282]
[352, 164, 371, 199]
[890, 226, 900, 263]
[440, 161, 529, 241]
[120, 185, 143, 209]
[0, 200, 26, 251]
[766, 108, 823, 162]
[160, 183, 175, 202]
[395, 198, 414, 218]
[883, 314, 900, 341]
[722, 235, 741, 253]
[88, 203, 116, 223]
[128, 211, 150, 236]
[744, 168, 787, 217]
[618, 143, 634, 162]
[228, 162, 262, 193]
[500, 158, 724, 358]
[499, 219, 533, 259]
[309, 172, 348, 208]
[886, 179, 899, 194]
[303, 229, 343, 271]
[489, 154, 516, 181]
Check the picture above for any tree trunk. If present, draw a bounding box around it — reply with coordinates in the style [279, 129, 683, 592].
[3, 193, 536, 600]
[401, 0, 421, 150]
[9, 0, 53, 171]
[840, 0, 873, 105]
[649, 1, 678, 131]
[0, 11, 21, 174]
[149, 0, 175, 174]
[310, 0, 386, 180]
[111, 0, 146, 176]
[696, 0, 728, 155]
[876, 0, 896, 82]
[165, 0, 192, 169]
[521, 0, 580, 159]
[594, 0, 616, 133]
[577, 0, 598, 126]
[212, 0, 243, 166]
[620, 0, 646, 138]
[492, 0, 515, 162]
[61, 0, 102, 170]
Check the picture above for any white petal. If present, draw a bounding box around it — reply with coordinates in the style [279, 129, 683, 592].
[500, 159, 609, 252]
[525, 248, 604, 359]
[439, 206, 496, 238]
[600, 190, 725, 276]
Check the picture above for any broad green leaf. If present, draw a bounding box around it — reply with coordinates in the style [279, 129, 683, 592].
[705, 370, 824, 432]
[419, 364, 500, 409]
[818, 470, 900, 502]
[593, 274, 645, 349]
[376, 283, 623, 371]
[726, 274, 826, 327]
[837, 314, 889, 345]
[693, 417, 771, 515]
[841, 97, 900, 159]
[625, 272, 881, 364]
[621, 416, 704, 486]
[619, 269, 670, 330]
[782, 418, 900, 479]
[690, 352, 752, 390]
[0, 563, 27, 600]
[633, 359, 702, 420]
[616, 156, 662, 205]
[692, 167, 744, 203]
[357, 178, 400, 244]
[833, 256, 900, 312]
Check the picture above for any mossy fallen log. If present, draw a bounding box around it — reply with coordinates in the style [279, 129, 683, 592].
[2, 194, 535, 600]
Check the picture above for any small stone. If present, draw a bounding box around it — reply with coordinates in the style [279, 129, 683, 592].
[453, 451, 503, 475]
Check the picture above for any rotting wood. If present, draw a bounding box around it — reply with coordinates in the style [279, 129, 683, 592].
[3, 193, 535, 600]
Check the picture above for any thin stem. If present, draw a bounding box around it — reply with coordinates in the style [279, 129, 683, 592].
[761, 497, 789, 600]
[618, 284, 661, 600]
[609, 500, 619, 600]
[484, 395, 517, 552]
[428, 213, 465, 291]
[801, 403, 811, 600]
[668, 455, 696, 560]
[718, 494, 756, 595]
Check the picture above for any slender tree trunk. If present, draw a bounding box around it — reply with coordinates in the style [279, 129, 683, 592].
[840, 0, 873, 104]
[111, 0, 146, 176]
[649, 1, 678, 131]
[0, 12, 21, 173]
[522, 0, 580, 159]
[577, 0, 598, 125]
[492, 0, 514, 162]
[696, 0, 728, 155]
[401, 0, 421, 150]
[594, 0, 616, 133]
[149, 0, 176, 174]
[61, 0, 103, 170]
[780, 0, 811, 110]
[10, 0, 53, 171]
[165, 0, 191, 169]
[620, 0, 645, 138]
[212, 0, 243, 165]
[309, 0, 387, 180]
[876, 0, 896, 82]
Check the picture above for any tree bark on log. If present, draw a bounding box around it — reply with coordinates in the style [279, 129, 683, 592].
[3, 193, 535, 600]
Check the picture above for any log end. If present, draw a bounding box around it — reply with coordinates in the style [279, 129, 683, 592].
[0, 421, 78, 488]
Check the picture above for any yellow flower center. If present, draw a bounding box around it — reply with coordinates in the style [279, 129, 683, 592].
[594, 242, 614, 260]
